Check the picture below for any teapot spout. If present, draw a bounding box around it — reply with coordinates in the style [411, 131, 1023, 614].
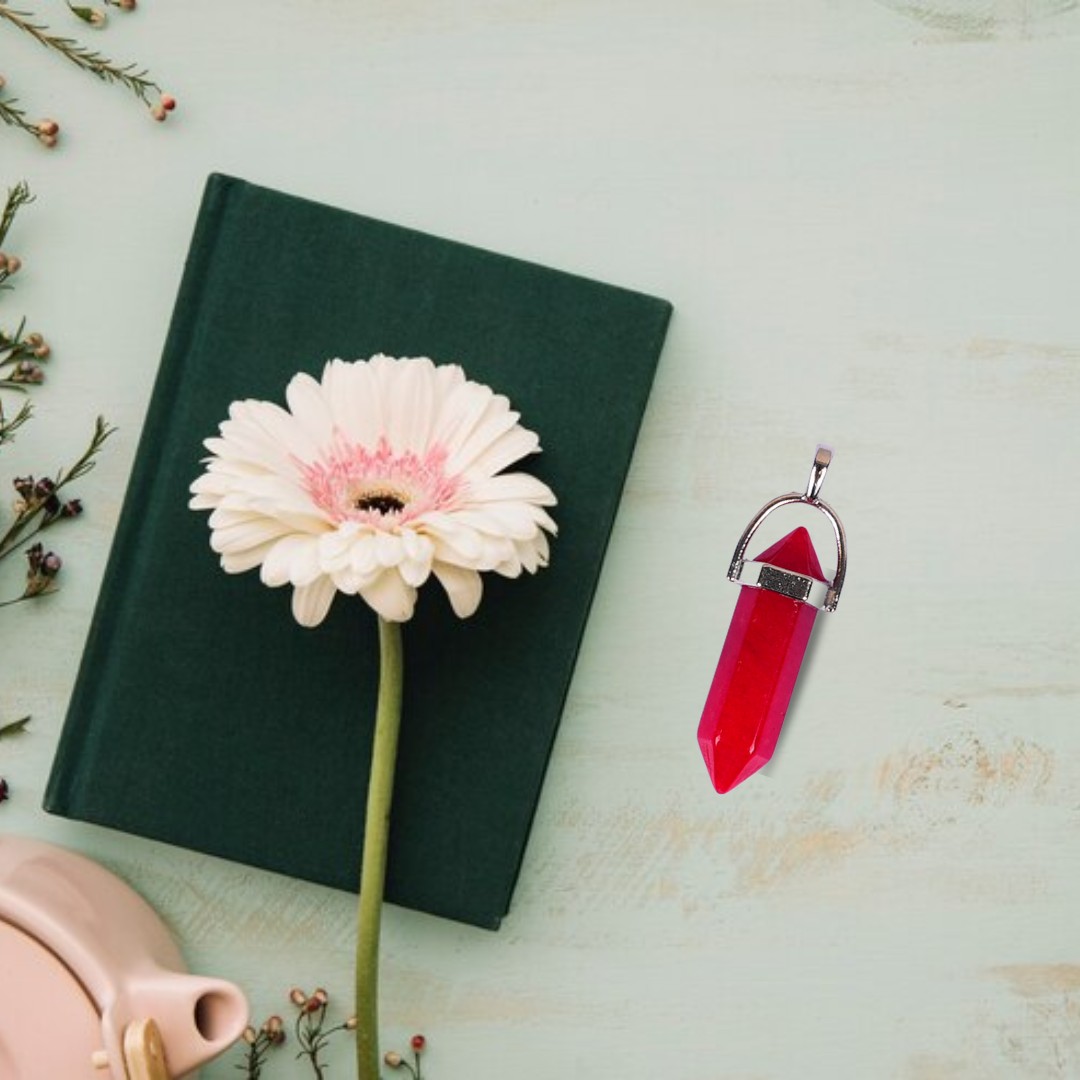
[117, 972, 248, 1078]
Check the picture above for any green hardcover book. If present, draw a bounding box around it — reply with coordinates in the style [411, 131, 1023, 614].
[45, 174, 672, 929]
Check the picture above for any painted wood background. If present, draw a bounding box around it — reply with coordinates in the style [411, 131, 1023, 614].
[2, 2, 1078, 1077]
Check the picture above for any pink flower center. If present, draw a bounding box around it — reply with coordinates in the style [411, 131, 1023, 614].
[298, 435, 462, 526]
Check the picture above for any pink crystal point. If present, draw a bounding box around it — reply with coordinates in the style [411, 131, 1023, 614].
[698, 526, 825, 793]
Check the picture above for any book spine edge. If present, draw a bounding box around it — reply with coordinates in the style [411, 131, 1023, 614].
[43, 174, 239, 815]
[492, 300, 674, 925]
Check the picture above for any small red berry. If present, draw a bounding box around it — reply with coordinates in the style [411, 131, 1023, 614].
[160, 93, 177, 112]
[410, 1034, 426, 1051]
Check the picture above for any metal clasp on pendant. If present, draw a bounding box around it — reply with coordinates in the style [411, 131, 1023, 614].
[727, 444, 847, 612]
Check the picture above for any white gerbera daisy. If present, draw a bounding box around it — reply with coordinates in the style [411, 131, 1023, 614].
[190, 355, 557, 626]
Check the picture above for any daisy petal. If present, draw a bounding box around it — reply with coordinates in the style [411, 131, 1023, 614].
[286, 372, 336, 448]
[420, 512, 484, 561]
[328, 358, 383, 448]
[444, 396, 523, 475]
[375, 531, 403, 568]
[283, 535, 323, 587]
[359, 570, 418, 622]
[221, 541, 278, 574]
[387, 356, 436, 452]
[291, 575, 337, 627]
[262, 535, 315, 587]
[461, 426, 540, 480]
[467, 471, 557, 506]
[433, 563, 483, 618]
[210, 517, 291, 555]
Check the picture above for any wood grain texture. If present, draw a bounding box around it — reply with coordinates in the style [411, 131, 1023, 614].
[1, 1, 1078, 1076]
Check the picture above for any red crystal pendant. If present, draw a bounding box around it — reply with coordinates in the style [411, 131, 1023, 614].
[698, 527, 824, 793]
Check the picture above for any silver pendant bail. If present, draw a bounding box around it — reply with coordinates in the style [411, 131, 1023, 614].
[805, 444, 832, 501]
[726, 444, 848, 612]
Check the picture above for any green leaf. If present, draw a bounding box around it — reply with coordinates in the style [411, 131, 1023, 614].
[0, 716, 30, 739]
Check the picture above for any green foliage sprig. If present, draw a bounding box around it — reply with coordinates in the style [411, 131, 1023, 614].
[0, 415, 114, 603]
[0, 180, 32, 243]
[0, 3, 175, 148]
[0, 179, 116, 600]
[0, 180, 112, 761]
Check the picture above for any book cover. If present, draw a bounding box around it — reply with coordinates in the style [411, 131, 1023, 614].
[45, 174, 672, 930]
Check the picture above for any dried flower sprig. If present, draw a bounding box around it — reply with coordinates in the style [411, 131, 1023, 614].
[383, 1034, 428, 1080]
[236, 989, 358, 1080]
[0, 182, 111, 620]
[0, 3, 174, 146]
[237, 1015, 286, 1080]
[0, 702, 30, 809]
[290, 987, 357, 1079]
[67, 3, 107, 29]
[0, 180, 32, 247]
[0, 415, 113, 574]
[1, 185, 51, 416]
[0, 180, 109, 796]
[0, 5, 161, 103]
[0, 419, 111, 610]
[0, 400, 31, 449]
[0, 76, 59, 145]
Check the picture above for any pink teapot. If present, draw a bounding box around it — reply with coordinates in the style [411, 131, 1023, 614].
[0, 834, 248, 1079]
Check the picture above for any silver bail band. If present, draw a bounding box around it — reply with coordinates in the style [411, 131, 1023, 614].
[726, 444, 847, 612]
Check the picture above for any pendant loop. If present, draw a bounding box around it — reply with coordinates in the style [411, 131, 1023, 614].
[805, 444, 832, 501]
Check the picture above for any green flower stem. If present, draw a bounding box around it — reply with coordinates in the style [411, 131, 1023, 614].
[356, 616, 404, 1080]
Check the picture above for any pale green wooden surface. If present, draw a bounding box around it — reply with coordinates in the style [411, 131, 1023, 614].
[2, 3, 1079, 1077]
